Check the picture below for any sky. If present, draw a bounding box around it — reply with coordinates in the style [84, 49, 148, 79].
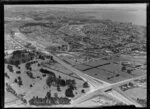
[5, 3, 147, 11]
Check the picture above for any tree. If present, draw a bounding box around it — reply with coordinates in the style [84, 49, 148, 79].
[69, 85, 76, 90]
[83, 82, 89, 88]
[46, 91, 51, 99]
[25, 62, 32, 71]
[9, 60, 15, 65]
[121, 66, 126, 71]
[59, 79, 66, 87]
[21, 59, 26, 63]
[128, 82, 134, 87]
[37, 63, 40, 67]
[58, 75, 61, 79]
[14, 60, 20, 66]
[26, 71, 34, 79]
[127, 69, 132, 74]
[65, 87, 74, 98]
[116, 74, 120, 77]
[30, 84, 33, 88]
[14, 78, 18, 83]
[16, 71, 21, 74]
[54, 93, 59, 104]
[46, 75, 55, 87]
[72, 79, 76, 85]
[54, 93, 58, 98]
[81, 89, 85, 93]
[57, 85, 61, 92]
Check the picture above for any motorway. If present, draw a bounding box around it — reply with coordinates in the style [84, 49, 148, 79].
[10, 32, 146, 107]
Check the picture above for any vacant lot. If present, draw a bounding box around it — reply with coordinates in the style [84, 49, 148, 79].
[124, 87, 146, 100]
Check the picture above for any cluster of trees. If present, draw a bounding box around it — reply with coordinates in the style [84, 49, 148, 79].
[29, 91, 71, 106]
[6, 83, 16, 95]
[40, 68, 55, 76]
[45, 73, 77, 98]
[5, 57, 19, 69]
[5, 50, 35, 67]
[46, 74, 67, 89]
[5, 72, 10, 79]
[121, 64, 134, 75]
[7, 59, 20, 67]
[65, 85, 75, 98]
[26, 71, 35, 79]
[65, 79, 77, 98]
[136, 98, 147, 107]
[44, 70, 59, 88]
[25, 62, 32, 71]
[14, 76, 23, 87]
[25, 61, 37, 71]
[7, 64, 13, 72]
[38, 55, 45, 60]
